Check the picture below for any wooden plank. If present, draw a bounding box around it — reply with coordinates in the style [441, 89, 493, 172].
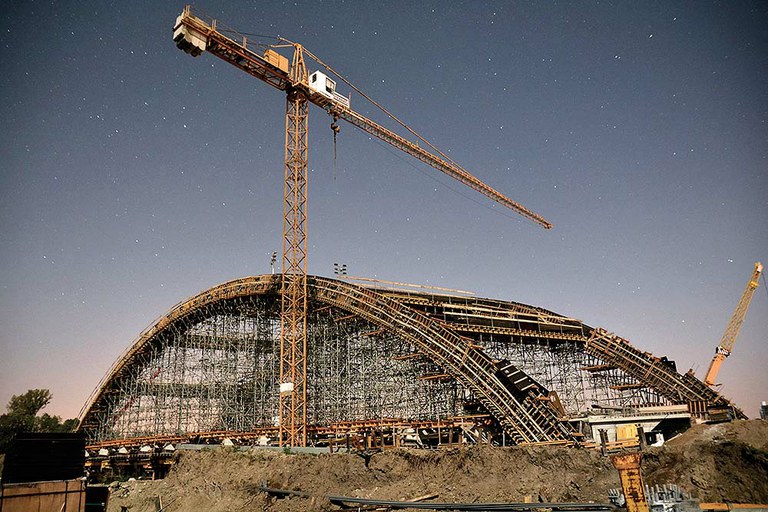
[699, 504, 768, 511]
[1, 479, 85, 512]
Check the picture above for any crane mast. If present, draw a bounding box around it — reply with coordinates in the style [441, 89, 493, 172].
[173, 6, 552, 446]
[703, 261, 763, 388]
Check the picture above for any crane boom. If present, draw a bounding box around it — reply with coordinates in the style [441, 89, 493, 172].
[704, 261, 763, 387]
[173, 6, 552, 446]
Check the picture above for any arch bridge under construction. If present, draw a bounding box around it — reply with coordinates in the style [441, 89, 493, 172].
[78, 274, 741, 450]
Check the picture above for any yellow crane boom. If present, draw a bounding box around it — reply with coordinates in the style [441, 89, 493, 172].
[704, 261, 763, 387]
[173, 6, 551, 446]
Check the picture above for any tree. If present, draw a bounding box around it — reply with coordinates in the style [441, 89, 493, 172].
[7, 389, 52, 417]
[0, 389, 77, 453]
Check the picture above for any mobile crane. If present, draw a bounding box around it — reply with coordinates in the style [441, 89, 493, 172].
[173, 6, 552, 446]
[703, 262, 763, 387]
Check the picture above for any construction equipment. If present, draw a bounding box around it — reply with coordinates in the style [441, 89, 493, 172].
[173, 6, 551, 446]
[703, 262, 763, 387]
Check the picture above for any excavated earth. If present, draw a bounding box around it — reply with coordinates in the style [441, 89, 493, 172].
[107, 420, 768, 512]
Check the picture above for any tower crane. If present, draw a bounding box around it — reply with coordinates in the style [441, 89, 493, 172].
[173, 6, 552, 446]
[703, 261, 763, 388]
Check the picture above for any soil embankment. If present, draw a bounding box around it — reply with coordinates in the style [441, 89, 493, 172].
[107, 420, 768, 512]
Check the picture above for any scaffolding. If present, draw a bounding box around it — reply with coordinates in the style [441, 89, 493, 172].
[79, 275, 742, 445]
[91, 293, 466, 442]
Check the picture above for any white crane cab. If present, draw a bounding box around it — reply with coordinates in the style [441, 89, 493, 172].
[308, 71, 350, 108]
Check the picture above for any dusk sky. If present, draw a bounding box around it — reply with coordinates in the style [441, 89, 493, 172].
[1, 1, 766, 420]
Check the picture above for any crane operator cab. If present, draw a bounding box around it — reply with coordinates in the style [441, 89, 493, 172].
[308, 71, 350, 108]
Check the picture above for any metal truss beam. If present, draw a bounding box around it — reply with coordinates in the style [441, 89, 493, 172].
[280, 90, 310, 447]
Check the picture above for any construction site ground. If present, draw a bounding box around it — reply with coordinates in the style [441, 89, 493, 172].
[107, 420, 768, 512]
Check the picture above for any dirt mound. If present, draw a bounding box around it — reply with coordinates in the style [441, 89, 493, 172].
[108, 446, 619, 511]
[106, 420, 768, 512]
[643, 420, 768, 503]
[666, 419, 768, 451]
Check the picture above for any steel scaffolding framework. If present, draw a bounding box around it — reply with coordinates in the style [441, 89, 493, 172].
[78, 275, 742, 445]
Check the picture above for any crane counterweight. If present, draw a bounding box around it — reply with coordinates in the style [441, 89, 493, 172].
[264, 49, 289, 73]
[172, 11, 206, 56]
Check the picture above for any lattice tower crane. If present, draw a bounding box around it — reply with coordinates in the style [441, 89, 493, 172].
[703, 261, 763, 388]
[173, 6, 552, 446]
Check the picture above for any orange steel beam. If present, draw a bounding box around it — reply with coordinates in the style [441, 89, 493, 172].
[418, 373, 453, 381]
[392, 353, 422, 361]
[610, 452, 649, 512]
[581, 364, 618, 372]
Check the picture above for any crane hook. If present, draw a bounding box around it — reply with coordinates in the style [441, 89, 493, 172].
[331, 115, 340, 180]
[330, 114, 340, 134]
